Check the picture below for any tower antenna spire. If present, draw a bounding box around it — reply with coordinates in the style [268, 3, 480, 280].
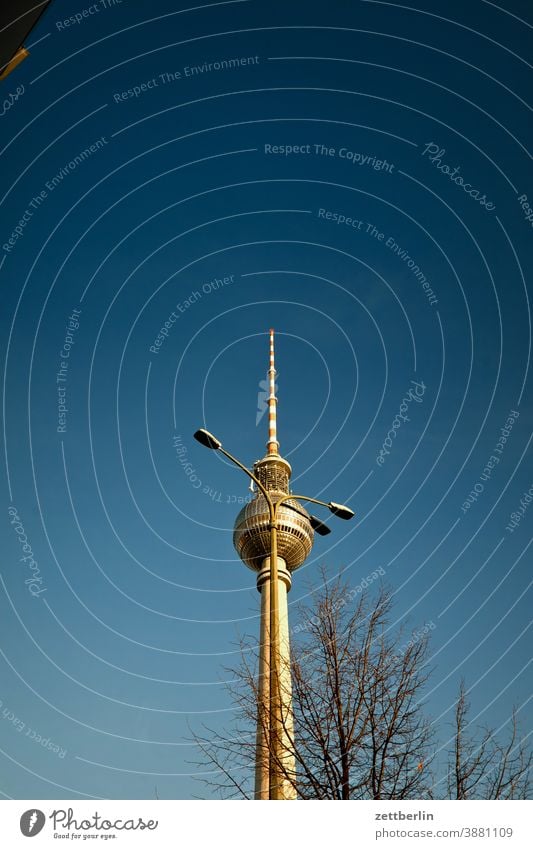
[267, 329, 279, 455]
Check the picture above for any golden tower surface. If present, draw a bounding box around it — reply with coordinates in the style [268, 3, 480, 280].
[195, 330, 354, 798]
[233, 331, 315, 799]
[234, 330, 314, 573]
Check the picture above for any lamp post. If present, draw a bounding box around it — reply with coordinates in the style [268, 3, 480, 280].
[193, 331, 354, 799]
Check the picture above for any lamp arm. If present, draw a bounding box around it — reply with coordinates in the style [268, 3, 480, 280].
[219, 446, 275, 523]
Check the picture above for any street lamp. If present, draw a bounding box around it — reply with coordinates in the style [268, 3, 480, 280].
[328, 501, 356, 521]
[193, 424, 354, 798]
[193, 428, 222, 451]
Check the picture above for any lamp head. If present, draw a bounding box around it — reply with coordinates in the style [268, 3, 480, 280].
[328, 501, 355, 520]
[309, 515, 332, 536]
[194, 428, 222, 450]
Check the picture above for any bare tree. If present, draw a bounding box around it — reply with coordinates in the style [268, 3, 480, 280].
[192, 571, 435, 799]
[288, 576, 434, 799]
[191, 571, 531, 800]
[447, 680, 531, 800]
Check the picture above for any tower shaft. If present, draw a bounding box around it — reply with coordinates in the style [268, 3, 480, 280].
[232, 330, 315, 799]
[255, 560, 296, 799]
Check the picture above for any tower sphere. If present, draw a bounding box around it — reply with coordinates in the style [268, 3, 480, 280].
[233, 492, 314, 572]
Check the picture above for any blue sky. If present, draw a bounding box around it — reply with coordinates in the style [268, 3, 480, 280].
[0, 0, 531, 799]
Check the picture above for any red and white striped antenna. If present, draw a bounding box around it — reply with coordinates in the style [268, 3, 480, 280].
[266, 329, 279, 455]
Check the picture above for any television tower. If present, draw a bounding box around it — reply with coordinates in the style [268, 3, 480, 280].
[194, 331, 354, 800]
[233, 330, 313, 799]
